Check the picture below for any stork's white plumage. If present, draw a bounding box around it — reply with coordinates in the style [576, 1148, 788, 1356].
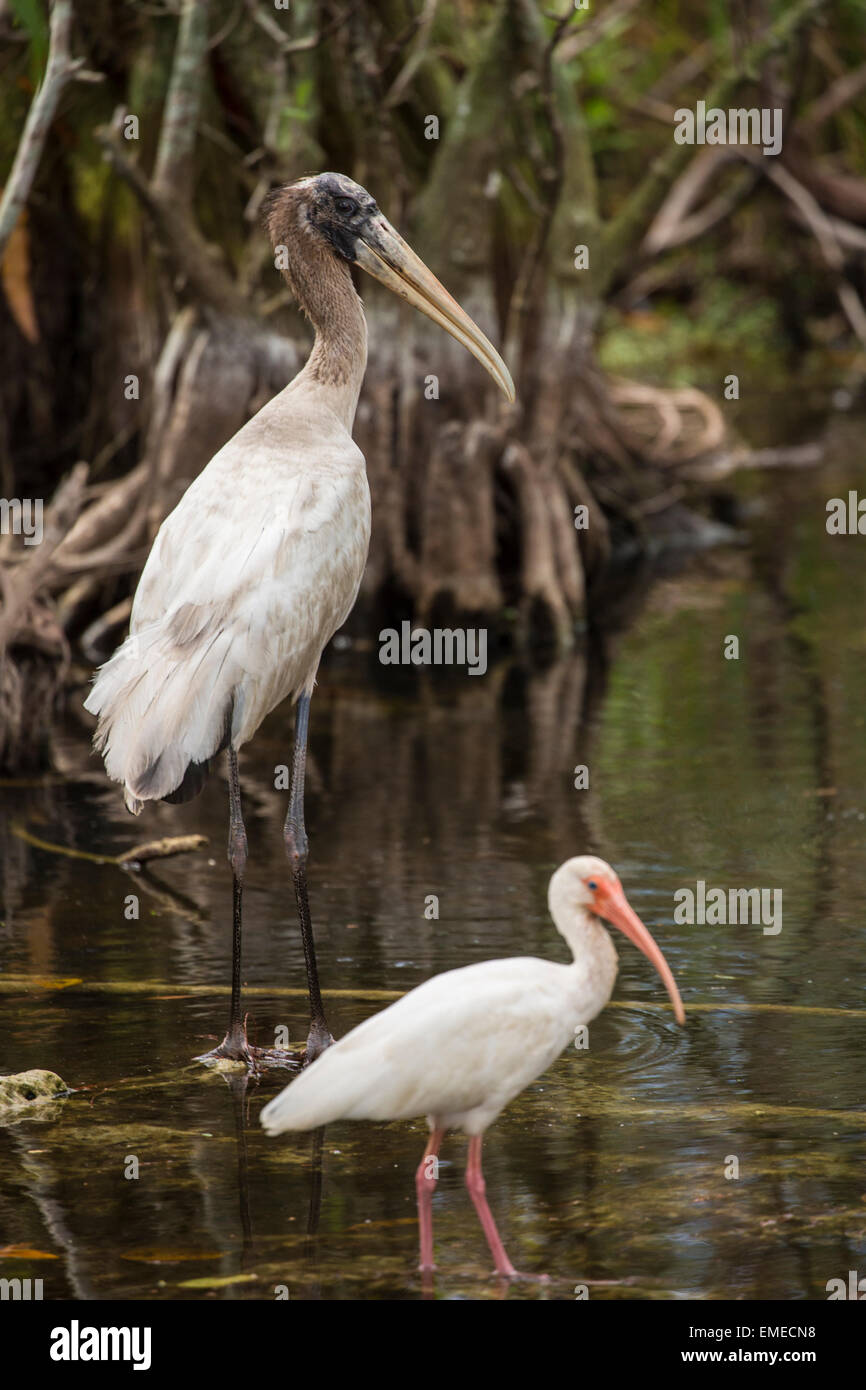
[89, 389, 371, 811]
[261, 855, 685, 1277]
[84, 172, 514, 1067]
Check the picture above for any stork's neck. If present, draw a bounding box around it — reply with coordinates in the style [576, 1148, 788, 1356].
[286, 249, 368, 431]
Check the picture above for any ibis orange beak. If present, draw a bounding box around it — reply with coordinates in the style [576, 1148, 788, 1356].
[594, 880, 686, 1025]
[353, 216, 515, 403]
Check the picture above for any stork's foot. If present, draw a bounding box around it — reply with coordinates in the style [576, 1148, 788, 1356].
[301, 1021, 334, 1067]
[196, 1023, 254, 1071]
[196, 1020, 300, 1074]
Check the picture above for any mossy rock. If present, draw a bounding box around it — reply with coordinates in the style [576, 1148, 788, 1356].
[0, 1069, 69, 1111]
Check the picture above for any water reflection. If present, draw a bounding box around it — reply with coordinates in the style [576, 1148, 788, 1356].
[1, 433, 865, 1298]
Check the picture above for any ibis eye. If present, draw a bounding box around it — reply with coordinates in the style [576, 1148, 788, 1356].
[587, 880, 598, 892]
[335, 196, 359, 218]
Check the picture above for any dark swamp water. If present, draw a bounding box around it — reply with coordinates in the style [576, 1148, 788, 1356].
[1, 401, 864, 1302]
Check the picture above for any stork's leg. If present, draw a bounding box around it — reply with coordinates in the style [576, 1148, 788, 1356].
[224, 746, 251, 1056]
[197, 747, 253, 1067]
[415, 1128, 444, 1273]
[465, 1135, 518, 1278]
[284, 692, 333, 1064]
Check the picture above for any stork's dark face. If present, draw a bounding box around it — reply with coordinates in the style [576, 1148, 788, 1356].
[270, 172, 515, 402]
[300, 172, 381, 262]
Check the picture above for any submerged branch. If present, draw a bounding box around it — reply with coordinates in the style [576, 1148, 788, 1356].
[10, 822, 209, 867]
[2, 974, 864, 1021]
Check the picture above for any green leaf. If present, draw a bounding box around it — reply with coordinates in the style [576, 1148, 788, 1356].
[9, 0, 49, 85]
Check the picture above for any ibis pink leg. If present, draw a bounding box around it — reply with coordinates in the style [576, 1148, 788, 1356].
[465, 1135, 518, 1278]
[415, 1128, 444, 1272]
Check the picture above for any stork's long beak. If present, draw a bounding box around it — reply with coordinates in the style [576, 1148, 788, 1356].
[594, 880, 686, 1025]
[353, 217, 515, 402]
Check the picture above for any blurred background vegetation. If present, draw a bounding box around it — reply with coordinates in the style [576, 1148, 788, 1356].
[1, 0, 865, 771]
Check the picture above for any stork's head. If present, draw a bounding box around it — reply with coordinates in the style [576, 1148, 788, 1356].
[549, 856, 686, 1025]
[265, 172, 514, 402]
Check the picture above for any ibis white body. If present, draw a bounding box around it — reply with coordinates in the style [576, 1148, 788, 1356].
[261, 856, 684, 1136]
[261, 941, 616, 1138]
[261, 856, 685, 1276]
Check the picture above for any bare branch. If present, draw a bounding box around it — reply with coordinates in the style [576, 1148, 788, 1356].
[383, 0, 439, 109]
[0, 0, 87, 257]
[152, 0, 211, 207]
[645, 41, 714, 102]
[0, 462, 89, 658]
[96, 122, 248, 316]
[554, 0, 641, 63]
[683, 442, 824, 482]
[243, 0, 357, 57]
[788, 208, 866, 257]
[641, 148, 758, 256]
[799, 61, 866, 134]
[751, 153, 866, 347]
[601, 0, 825, 283]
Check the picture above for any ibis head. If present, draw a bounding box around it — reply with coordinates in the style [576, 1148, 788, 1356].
[549, 856, 686, 1026]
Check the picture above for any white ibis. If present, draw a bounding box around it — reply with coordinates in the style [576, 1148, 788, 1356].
[84, 173, 514, 1068]
[260, 855, 685, 1277]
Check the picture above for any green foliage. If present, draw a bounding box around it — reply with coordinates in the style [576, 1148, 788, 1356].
[8, 0, 48, 86]
[600, 278, 787, 387]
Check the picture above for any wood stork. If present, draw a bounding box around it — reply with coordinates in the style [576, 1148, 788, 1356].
[84, 172, 514, 1068]
[260, 855, 686, 1277]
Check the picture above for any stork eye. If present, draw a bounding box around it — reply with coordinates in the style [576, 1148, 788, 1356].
[334, 196, 359, 217]
[587, 880, 598, 892]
